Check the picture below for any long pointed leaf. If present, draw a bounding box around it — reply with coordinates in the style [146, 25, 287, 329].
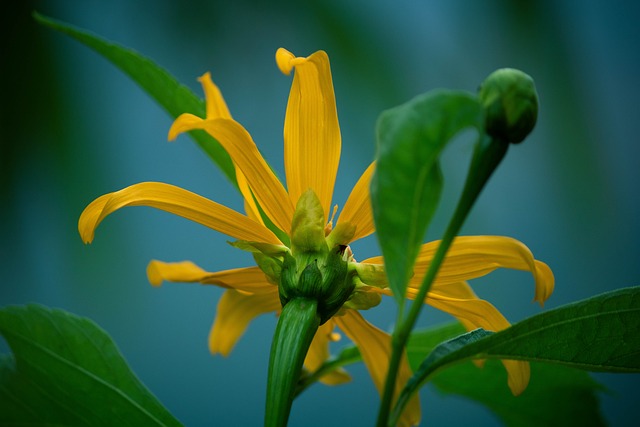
[34, 12, 237, 186]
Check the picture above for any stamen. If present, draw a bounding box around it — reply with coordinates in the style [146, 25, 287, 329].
[324, 204, 339, 236]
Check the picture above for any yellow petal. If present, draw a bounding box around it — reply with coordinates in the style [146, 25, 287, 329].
[209, 289, 280, 356]
[337, 161, 376, 242]
[304, 320, 351, 385]
[198, 72, 232, 120]
[235, 164, 263, 223]
[169, 116, 294, 233]
[78, 182, 281, 245]
[167, 112, 204, 141]
[194, 75, 264, 222]
[334, 310, 421, 427]
[278, 48, 341, 221]
[422, 282, 530, 395]
[410, 236, 554, 305]
[147, 261, 275, 294]
[502, 359, 530, 396]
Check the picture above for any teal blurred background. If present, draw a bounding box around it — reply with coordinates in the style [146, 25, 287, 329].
[2, 1, 639, 425]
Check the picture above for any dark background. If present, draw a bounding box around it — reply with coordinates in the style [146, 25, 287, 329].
[2, 1, 639, 425]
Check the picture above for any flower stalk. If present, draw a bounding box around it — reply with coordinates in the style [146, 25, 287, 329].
[265, 298, 320, 427]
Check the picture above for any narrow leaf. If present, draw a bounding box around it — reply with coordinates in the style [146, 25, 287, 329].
[371, 90, 484, 304]
[0, 304, 183, 427]
[33, 12, 237, 186]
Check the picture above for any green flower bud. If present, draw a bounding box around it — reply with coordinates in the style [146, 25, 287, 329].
[478, 68, 538, 143]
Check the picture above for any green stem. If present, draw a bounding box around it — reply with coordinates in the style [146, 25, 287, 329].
[376, 135, 509, 427]
[265, 298, 320, 427]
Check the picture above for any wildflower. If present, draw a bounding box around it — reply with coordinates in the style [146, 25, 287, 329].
[79, 48, 554, 426]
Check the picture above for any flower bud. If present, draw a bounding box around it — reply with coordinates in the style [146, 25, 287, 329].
[478, 68, 538, 143]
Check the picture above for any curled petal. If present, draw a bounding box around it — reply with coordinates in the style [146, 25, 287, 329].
[367, 281, 531, 395]
[411, 236, 554, 305]
[147, 261, 275, 294]
[209, 289, 280, 356]
[304, 320, 351, 385]
[337, 162, 376, 242]
[78, 182, 281, 245]
[278, 48, 341, 220]
[169, 116, 294, 233]
[334, 310, 421, 427]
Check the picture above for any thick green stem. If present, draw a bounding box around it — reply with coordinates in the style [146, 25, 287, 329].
[265, 298, 320, 427]
[376, 135, 509, 427]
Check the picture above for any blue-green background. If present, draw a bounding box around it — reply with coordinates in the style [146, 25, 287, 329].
[2, 1, 639, 425]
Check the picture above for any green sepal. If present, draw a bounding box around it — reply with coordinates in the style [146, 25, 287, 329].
[343, 284, 383, 311]
[265, 298, 320, 427]
[229, 240, 289, 256]
[353, 262, 388, 288]
[290, 189, 327, 254]
[253, 252, 283, 285]
[326, 222, 356, 248]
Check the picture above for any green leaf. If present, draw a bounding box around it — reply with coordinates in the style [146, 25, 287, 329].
[0, 304, 183, 426]
[431, 359, 606, 427]
[371, 90, 484, 305]
[394, 287, 640, 424]
[406, 322, 606, 427]
[33, 12, 237, 187]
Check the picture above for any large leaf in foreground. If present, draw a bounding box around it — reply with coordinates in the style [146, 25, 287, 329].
[0, 304, 183, 426]
[34, 12, 237, 186]
[371, 90, 483, 305]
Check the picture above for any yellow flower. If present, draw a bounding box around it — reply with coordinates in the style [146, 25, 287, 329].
[79, 48, 554, 426]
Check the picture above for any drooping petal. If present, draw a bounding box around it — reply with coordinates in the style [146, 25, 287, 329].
[209, 288, 281, 356]
[362, 279, 531, 395]
[364, 236, 554, 305]
[169, 116, 294, 233]
[198, 72, 232, 120]
[304, 320, 351, 385]
[277, 48, 341, 220]
[147, 261, 276, 294]
[334, 310, 421, 427]
[422, 282, 530, 395]
[337, 161, 376, 242]
[78, 182, 281, 245]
